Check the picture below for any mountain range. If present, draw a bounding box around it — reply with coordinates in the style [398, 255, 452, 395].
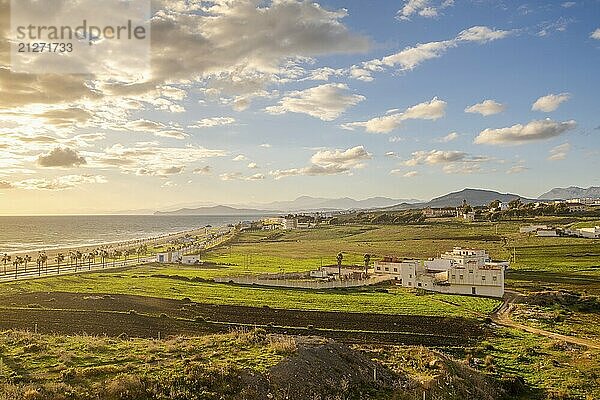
[538, 186, 600, 200]
[154, 186, 598, 215]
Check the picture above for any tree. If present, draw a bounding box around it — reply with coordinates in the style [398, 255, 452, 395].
[87, 252, 95, 270]
[336, 252, 343, 278]
[2, 254, 10, 275]
[23, 255, 31, 273]
[55, 253, 65, 274]
[363, 253, 371, 277]
[36, 253, 44, 276]
[508, 198, 522, 210]
[75, 251, 83, 272]
[14, 256, 23, 279]
[489, 200, 501, 210]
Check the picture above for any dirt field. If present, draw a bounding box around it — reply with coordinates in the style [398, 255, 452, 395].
[0, 292, 484, 346]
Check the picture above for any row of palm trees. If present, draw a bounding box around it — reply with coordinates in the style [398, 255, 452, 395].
[1, 243, 150, 279]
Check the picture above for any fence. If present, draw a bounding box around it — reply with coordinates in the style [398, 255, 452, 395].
[214, 274, 392, 289]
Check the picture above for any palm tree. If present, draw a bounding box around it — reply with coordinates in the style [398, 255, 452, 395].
[111, 250, 122, 267]
[336, 252, 343, 278]
[363, 253, 371, 277]
[55, 253, 65, 274]
[36, 253, 44, 276]
[75, 251, 82, 272]
[23, 255, 31, 273]
[13, 256, 23, 279]
[87, 252, 95, 270]
[2, 254, 10, 275]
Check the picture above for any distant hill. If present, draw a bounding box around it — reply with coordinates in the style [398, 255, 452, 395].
[538, 186, 600, 200]
[154, 205, 275, 216]
[424, 188, 530, 208]
[384, 188, 531, 210]
[239, 196, 422, 212]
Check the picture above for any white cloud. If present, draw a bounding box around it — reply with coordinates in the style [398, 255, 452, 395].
[404, 150, 468, 166]
[189, 117, 236, 128]
[265, 83, 365, 121]
[356, 26, 511, 79]
[548, 143, 571, 161]
[532, 93, 571, 112]
[506, 165, 528, 174]
[436, 132, 459, 143]
[464, 99, 506, 116]
[442, 163, 481, 174]
[474, 119, 577, 145]
[391, 169, 419, 177]
[248, 162, 259, 169]
[260, 143, 272, 148]
[396, 0, 454, 21]
[341, 97, 446, 133]
[91, 143, 225, 177]
[561, 2, 576, 7]
[537, 17, 575, 37]
[233, 155, 248, 161]
[270, 145, 371, 179]
[220, 172, 265, 181]
[12, 175, 107, 190]
[591, 28, 600, 40]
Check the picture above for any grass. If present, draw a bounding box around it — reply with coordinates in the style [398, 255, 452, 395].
[0, 268, 500, 317]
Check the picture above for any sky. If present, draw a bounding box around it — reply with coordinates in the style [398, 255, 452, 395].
[0, 0, 599, 215]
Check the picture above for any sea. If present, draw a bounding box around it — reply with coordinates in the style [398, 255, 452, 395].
[0, 215, 262, 254]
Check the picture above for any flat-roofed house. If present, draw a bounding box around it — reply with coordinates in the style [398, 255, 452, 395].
[373, 247, 507, 298]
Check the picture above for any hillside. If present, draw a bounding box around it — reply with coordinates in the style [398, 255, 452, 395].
[154, 205, 274, 216]
[384, 188, 530, 210]
[242, 196, 421, 211]
[539, 186, 600, 200]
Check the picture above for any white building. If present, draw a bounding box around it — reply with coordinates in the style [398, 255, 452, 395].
[156, 250, 182, 263]
[520, 225, 549, 234]
[374, 248, 507, 298]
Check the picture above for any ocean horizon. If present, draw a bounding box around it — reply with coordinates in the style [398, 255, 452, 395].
[0, 215, 262, 254]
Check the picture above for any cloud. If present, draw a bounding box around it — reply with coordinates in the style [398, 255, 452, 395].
[270, 145, 371, 179]
[391, 169, 419, 177]
[37, 147, 87, 168]
[193, 166, 212, 175]
[592, 28, 600, 40]
[532, 93, 571, 112]
[548, 143, 571, 161]
[396, 0, 454, 21]
[341, 97, 446, 133]
[403, 149, 492, 174]
[260, 143, 272, 148]
[12, 175, 107, 190]
[404, 150, 468, 166]
[0, 181, 14, 189]
[220, 172, 265, 181]
[464, 99, 506, 116]
[233, 155, 248, 161]
[506, 165, 528, 174]
[436, 132, 459, 142]
[120, 119, 188, 139]
[561, 2, 576, 8]
[356, 26, 511, 79]
[265, 83, 365, 121]
[248, 162, 259, 169]
[189, 117, 236, 128]
[475, 119, 577, 145]
[537, 17, 575, 37]
[92, 143, 225, 177]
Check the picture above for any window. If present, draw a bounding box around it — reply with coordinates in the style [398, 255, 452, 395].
[376, 266, 380, 270]
[393, 268, 398, 272]
[482, 276, 486, 281]
[417, 282, 422, 287]
[451, 274, 456, 279]
[493, 276, 497, 282]
[469, 270, 473, 274]
[409, 274, 412, 278]
[408, 282, 412, 286]
[384, 267, 389, 271]
[399, 279, 403, 284]
[460, 274, 464, 280]
[471, 287, 476, 295]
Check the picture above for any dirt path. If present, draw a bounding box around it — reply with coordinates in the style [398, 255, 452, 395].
[492, 290, 600, 350]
